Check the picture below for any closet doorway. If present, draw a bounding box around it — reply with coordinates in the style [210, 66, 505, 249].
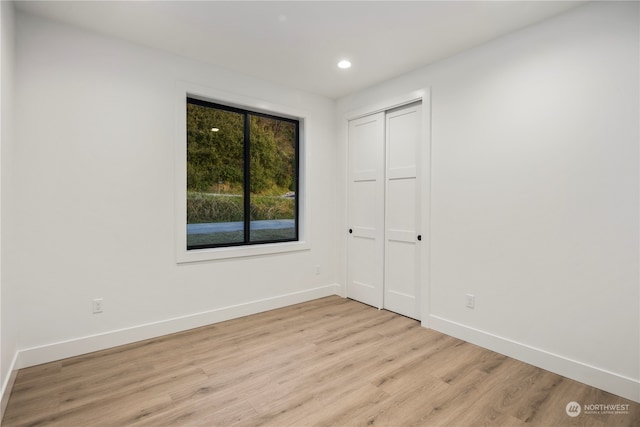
[347, 101, 425, 320]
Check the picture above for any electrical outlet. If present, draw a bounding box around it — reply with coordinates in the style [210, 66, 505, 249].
[466, 294, 475, 309]
[315, 264, 321, 275]
[92, 298, 103, 314]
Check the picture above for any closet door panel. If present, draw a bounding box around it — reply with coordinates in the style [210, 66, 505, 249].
[386, 240, 417, 307]
[347, 112, 385, 309]
[388, 108, 419, 174]
[384, 103, 422, 319]
[387, 179, 416, 230]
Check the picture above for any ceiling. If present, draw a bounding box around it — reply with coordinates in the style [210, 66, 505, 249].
[15, 1, 585, 99]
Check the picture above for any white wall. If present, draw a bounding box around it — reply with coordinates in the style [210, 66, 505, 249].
[337, 1, 639, 402]
[7, 11, 339, 367]
[0, 0, 18, 417]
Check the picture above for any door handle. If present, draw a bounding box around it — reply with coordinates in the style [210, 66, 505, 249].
[417, 235, 422, 241]
[349, 229, 353, 234]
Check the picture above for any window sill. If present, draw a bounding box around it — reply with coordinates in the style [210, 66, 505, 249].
[177, 240, 310, 263]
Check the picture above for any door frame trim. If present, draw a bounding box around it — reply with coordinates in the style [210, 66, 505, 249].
[341, 88, 432, 328]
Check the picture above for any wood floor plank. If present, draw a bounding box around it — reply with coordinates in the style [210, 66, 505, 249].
[349, 374, 450, 426]
[3, 296, 639, 427]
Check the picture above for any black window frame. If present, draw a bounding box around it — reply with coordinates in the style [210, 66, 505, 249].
[186, 97, 300, 250]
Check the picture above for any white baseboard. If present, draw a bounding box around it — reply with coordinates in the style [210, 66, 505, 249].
[17, 284, 339, 370]
[428, 314, 640, 404]
[1, 351, 19, 425]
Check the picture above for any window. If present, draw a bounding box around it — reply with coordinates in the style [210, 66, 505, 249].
[186, 97, 299, 250]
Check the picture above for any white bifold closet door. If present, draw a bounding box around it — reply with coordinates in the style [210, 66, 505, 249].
[347, 102, 423, 320]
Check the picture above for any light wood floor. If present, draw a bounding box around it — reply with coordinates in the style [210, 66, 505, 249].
[3, 296, 639, 427]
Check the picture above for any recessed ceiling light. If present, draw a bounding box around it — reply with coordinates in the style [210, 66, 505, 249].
[337, 60, 352, 69]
